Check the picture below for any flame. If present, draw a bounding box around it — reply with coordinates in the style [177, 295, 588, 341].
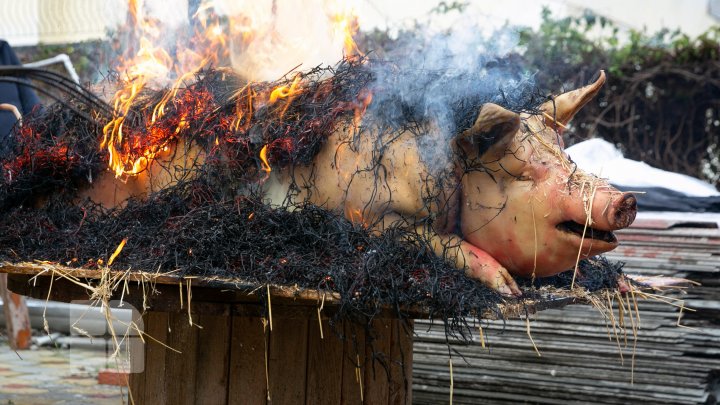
[259, 144, 272, 173]
[353, 89, 373, 129]
[103, 0, 364, 178]
[346, 207, 368, 228]
[329, 2, 363, 58]
[269, 75, 302, 104]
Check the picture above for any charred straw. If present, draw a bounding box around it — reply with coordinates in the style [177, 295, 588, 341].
[0, 58, 623, 341]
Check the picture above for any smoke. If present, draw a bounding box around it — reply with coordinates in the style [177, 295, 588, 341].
[211, 0, 353, 81]
[364, 17, 537, 175]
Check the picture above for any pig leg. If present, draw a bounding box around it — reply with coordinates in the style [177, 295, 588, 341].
[415, 225, 522, 296]
[458, 240, 522, 297]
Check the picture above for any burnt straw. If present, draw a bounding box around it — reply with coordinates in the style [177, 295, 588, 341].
[0, 58, 623, 343]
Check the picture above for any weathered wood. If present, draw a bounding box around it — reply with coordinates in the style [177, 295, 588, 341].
[227, 316, 267, 404]
[305, 318, 344, 405]
[268, 316, 310, 404]
[0, 262, 595, 320]
[128, 333, 146, 402]
[363, 318, 392, 404]
[141, 311, 169, 404]
[0, 273, 31, 350]
[164, 312, 199, 405]
[341, 321, 366, 405]
[389, 319, 413, 405]
[193, 313, 232, 404]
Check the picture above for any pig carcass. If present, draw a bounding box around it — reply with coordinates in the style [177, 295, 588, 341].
[86, 71, 637, 296]
[264, 71, 636, 295]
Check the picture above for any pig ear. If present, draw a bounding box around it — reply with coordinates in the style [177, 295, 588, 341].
[542, 70, 606, 131]
[457, 103, 520, 158]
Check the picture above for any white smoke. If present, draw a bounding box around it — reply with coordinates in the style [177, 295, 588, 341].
[366, 16, 535, 175]
[211, 0, 353, 81]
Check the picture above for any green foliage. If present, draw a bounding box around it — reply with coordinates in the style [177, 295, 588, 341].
[430, 1, 469, 15]
[522, 8, 720, 81]
[519, 8, 720, 187]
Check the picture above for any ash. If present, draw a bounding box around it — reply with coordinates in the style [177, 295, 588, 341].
[0, 58, 623, 342]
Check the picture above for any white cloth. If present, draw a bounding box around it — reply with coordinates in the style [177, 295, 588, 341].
[566, 138, 719, 198]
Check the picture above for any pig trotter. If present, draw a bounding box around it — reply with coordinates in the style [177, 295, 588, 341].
[462, 241, 522, 297]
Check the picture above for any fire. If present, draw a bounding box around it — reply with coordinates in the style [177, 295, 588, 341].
[329, 2, 363, 58]
[269, 75, 302, 104]
[103, 0, 364, 178]
[346, 207, 368, 228]
[259, 145, 272, 173]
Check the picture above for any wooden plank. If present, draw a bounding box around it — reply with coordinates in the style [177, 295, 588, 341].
[363, 318, 392, 404]
[305, 317, 343, 405]
[193, 312, 232, 404]
[0, 273, 31, 350]
[228, 316, 267, 405]
[341, 321, 366, 405]
[268, 316, 310, 404]
[139, 311, 169, 404]
[0, 263, 598, 320]
[128, 332, 146, 403]
[164, 312, 199, 405]
[389, 319, 413, 405]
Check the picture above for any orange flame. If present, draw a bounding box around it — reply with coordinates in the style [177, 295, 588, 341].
[103, 1, 232, 178]
[269, 75, 302, 104]
[259, 144, 272, 173]
[269, 74, 303, 118]
[353, 89, 373, 129]
[330, 1, 364, 57]
[104, 0, 364, 178]
[346, 207, 368, 228]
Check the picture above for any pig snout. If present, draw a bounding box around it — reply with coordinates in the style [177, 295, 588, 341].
[561, 189, 637, 235]
[608, 193, 637, 229]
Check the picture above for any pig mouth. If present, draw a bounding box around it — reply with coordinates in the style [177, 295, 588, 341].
[556, 221, 617, 244]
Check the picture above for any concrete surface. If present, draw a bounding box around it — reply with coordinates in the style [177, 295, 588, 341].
[0, 334, 128, 405]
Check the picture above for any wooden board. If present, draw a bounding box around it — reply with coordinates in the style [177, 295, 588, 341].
[127, 308, 413, 404]
[305, 318, 344, 404]
[0, 261, 595, 321]
[227, 316, 267, 404]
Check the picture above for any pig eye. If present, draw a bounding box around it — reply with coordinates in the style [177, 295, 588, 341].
[517, 175, 532, 182]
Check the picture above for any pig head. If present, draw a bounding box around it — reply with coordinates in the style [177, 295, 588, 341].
[452, 71, 636, 293]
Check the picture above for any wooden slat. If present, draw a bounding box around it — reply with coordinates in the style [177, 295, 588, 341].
[268, 316, 310, 404]
[305, 318, 344, 405]
[193, 312, 232, 404]
[164, 312, 199, 405]
[363, 318, 392, 404]
[141, 311, 170, 404]
[0, 262, 600, 320]
[389, 319, 413, 405]
[341, 321, 366, 405]
[227, 316, 267, 405]
[128, 332, 146, 403]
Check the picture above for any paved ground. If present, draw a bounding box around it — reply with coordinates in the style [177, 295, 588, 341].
[0, 335, 128, 405]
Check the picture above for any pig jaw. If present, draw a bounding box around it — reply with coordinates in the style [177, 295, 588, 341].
[459, 177, 627, 279]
